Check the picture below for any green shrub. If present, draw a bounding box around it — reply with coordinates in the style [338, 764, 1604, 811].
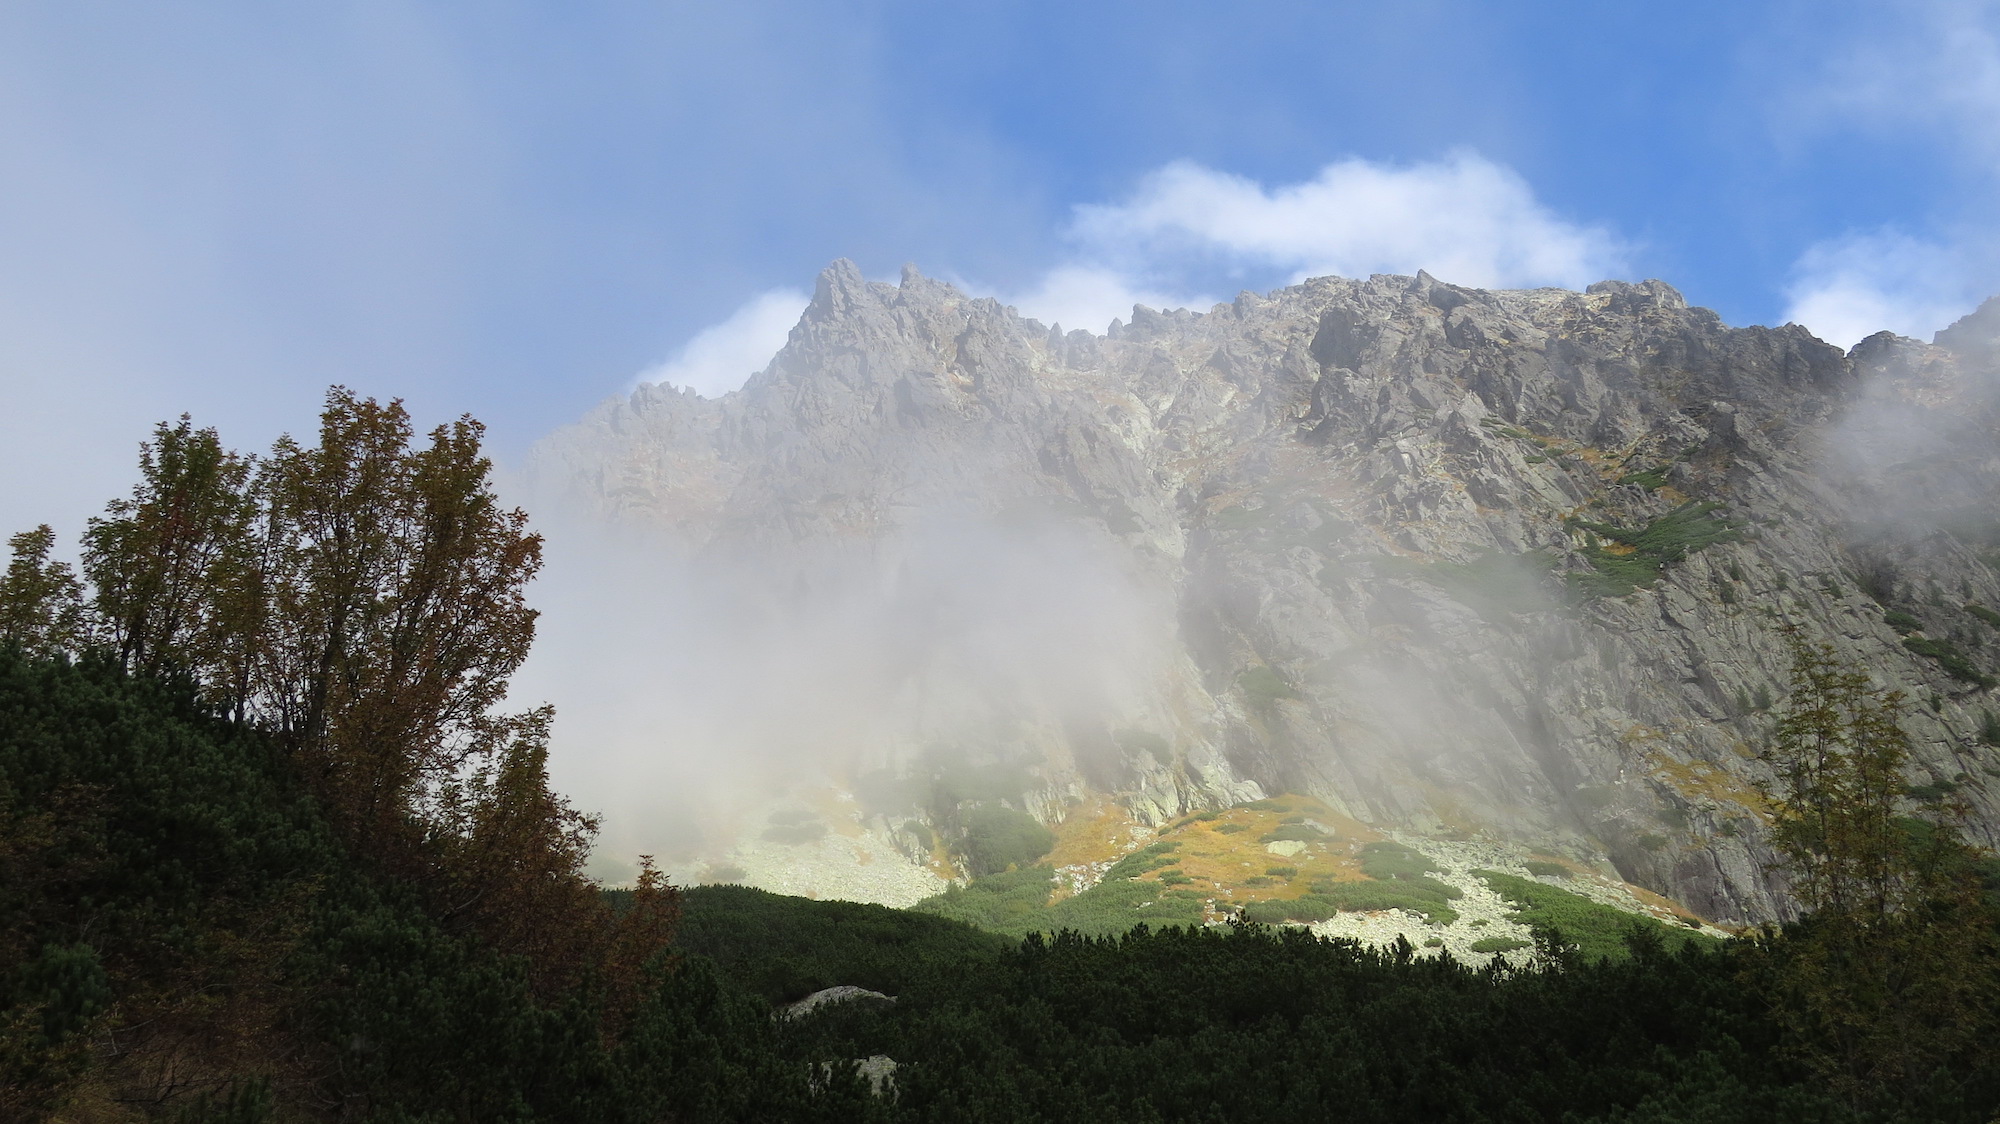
[1238, 666, 1299, 706]
[1243, 799, 1294, 812]
[1906, 779, 1961, 805]
[1102, 841, 1180, 882]
[960, 804, 1056, 876]
[1043, 874, 1204, 936]
[1215, 822, 1249, 834]
[911, 867, 1057, 933]
[1241, 899, 1306, 924]
[1883, 609, 1923, 634]
[1265, 866, 1298, 878]
[0, 651, 783, 1122]
[1854, 558, 1902, 605]
[1980, 710, 2000, 747]
[1966, 603, 2000, 629]
[1475, 871, 1718, 962]
[1304, 881, 1459, 925]
[1358, 841, 1439, 881]
[1470, 937, 1531, 954]
[1565, 502, 1740, 599]
[1617, 468, 1669, 489]
[676, 884, 1007, 1003]
[1288, 866, 1462, 924]
[1902, 637, 1997, 687]
[1260, 823, 1326, 844]
[1158, 872, 1193, 886]
[1521, 861, 1572, 879]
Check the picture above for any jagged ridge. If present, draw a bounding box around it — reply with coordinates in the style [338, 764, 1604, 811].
[530, 261, 2000, 923]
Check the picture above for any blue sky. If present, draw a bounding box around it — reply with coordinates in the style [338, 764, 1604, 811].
[3, 1, 1997, 541]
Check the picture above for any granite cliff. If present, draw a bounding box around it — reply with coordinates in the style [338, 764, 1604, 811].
[527, 261, 2000, 924]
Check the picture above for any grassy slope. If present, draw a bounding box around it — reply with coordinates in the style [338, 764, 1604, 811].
[902, 794, 1726, 961]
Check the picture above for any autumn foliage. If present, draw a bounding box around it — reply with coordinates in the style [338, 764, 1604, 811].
[2, 387, 675, 1004]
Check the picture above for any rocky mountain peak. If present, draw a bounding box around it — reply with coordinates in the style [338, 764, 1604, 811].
[1935, 295, 2000, 368]
[528, 264, 2000, 924]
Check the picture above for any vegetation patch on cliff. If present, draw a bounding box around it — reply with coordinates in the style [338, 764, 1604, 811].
[1476, 870, 1719, 962]
[1564, 501, 1740, 599]
[1902, 636, 1996, 687]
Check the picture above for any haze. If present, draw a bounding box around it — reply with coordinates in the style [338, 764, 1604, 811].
[6, 1, 2000, 890]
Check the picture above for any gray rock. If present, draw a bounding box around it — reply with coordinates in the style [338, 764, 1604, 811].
[856, 1054, 898, 1096]
[780, 985, 896, 1020]
[529, 263, 2000, 925]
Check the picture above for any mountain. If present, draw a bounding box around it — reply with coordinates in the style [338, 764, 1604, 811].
[526, 260, 2000, 925]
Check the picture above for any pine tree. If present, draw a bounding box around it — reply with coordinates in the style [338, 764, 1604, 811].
[1755, 634, 1999, 1109]
[1760, 637, 1916, 921]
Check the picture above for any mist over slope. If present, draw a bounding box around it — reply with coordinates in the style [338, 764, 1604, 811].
[522, 260, 2000, 923]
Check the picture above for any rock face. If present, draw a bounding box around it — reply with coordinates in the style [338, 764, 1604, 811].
[781, 986, 896, 1020]
[528, 263, 2000, 924]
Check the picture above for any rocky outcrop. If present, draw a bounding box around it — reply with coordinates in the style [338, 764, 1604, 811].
[528, 263, 2000, 924]
[781, 985, 896, 1019]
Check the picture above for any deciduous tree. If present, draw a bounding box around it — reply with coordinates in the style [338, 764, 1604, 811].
[81, 417, 258, 694]
[0, 527, 84, 657]
[255, 389, 543, 846]
[10, 388, 678, 1024]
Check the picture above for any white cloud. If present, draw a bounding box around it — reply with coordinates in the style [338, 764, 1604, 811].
[1782, 231, 1989, 349]
[1808, 0, 2000, 166]
[996, 153, 1625, 333]
[999, 264, 1200, 334]
[1078, 154, 1624, 289]
[1776, 3, 2000, 349]
[655, 156, 1620, 360]
[636, 288, 808, 397]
